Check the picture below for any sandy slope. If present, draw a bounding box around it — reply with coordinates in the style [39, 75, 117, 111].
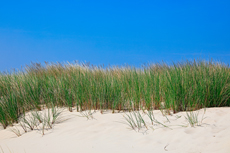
[0, 107, 230, 153]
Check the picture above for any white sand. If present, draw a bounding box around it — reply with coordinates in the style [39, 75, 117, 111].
[1, 107, 230, 153]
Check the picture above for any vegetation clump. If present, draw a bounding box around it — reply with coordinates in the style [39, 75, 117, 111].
[0, 59, 230, 129]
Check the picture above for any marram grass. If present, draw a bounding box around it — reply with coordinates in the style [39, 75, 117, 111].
[0, 59, 230, 129]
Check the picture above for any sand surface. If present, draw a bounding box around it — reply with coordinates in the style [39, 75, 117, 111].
[1, 107, 230, 153]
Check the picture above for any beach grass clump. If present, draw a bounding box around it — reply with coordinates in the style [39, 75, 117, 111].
[184, 108, 206, 127]
[0, 59, 230, 128]
[123, 111, 148, 131]
[9, 106, 63, 137]
[122, 110, 171, 132]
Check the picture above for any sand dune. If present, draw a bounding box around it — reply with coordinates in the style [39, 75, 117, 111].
[1, 107, 230, 153]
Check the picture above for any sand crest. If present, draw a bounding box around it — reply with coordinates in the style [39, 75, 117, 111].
[0, 107, 230, 153]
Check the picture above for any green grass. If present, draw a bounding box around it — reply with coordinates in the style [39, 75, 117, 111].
[0, 59, 230, 129]
[9, 106, 63, 137]
[122, 111, 148, 132]
[184, 108, 207, 127]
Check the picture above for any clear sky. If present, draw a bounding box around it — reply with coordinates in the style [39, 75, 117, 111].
[0, 0, 229, 71]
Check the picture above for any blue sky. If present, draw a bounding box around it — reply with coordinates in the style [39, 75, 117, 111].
[0, 0, 229, 71]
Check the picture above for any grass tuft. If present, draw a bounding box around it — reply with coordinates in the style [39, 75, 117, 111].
[184, 108, 206, 127]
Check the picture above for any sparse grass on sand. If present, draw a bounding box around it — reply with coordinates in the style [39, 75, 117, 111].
[9, 105, 63, 137]
[0, 59, 230, 129]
